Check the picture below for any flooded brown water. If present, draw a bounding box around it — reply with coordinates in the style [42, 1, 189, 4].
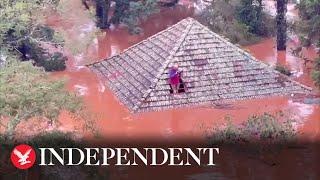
[42, 0, 320, 179]
[46, 0, 319, 142]
[245, 38, 320, 142]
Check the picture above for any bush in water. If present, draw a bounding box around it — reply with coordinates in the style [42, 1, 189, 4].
[207, 112, 296, 146]
[275, 64, 292, 76]
[39, 52, 67, 72]
[18, 39, 67, 72]
[312, 57, 320, 89]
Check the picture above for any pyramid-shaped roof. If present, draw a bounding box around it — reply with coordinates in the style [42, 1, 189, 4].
[88, 18, 311, 112]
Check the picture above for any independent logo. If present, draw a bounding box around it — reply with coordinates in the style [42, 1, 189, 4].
[10, 144, 36, 170]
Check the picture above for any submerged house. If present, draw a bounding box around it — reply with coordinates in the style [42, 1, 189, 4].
[88, 18, 311, 113]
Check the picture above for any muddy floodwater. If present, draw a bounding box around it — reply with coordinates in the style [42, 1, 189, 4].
[44, 0, 319, 179]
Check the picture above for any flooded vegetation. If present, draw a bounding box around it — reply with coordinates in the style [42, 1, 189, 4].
[1, 0, 320, 179]
[44, 0, 319, 141]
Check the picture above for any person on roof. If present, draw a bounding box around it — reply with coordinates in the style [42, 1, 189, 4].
[169, 64, 182, 94]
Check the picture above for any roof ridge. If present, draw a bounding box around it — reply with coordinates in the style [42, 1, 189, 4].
[88, 18, 312, 113]
[191, 20, 313, 91]
[132, 18, 195, 112]
[85, 18, 191, 67]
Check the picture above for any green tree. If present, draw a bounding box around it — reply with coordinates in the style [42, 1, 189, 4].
[111, 0, 131, 25]
[121, 0, 159, 34]
[296, 0, 320, 47]
[94, 0, 159, 33]
[295, 0, 320, 88]
[207, 112, 296, 166]
[0, 0, 66, 71]
[311, 57, 320, 89]
[236, 0, 270, 36]
[198, 0, 274, 45]
[208, 112, 295, 145]
[0, 59, 87, 138]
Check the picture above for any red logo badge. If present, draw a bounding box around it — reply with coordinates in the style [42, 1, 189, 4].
[10, 144, 36, 170]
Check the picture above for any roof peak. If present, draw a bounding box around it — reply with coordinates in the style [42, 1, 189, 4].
[132, 18, 196, 111]
[86, 18, 195, 67]
[88, 18, 311, 113]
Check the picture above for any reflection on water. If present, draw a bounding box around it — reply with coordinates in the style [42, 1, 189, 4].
[245, 38, 318, 88]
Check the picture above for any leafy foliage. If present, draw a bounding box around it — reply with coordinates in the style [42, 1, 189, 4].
[17, 37, 66, 71]
[0, 59, 82, 136]
[97, 0, 159, 33]
[236, 0, 273, 36]
[208, 113, 296, 146]
[197, 0, 273, 45]
[296, 0, 320, 47]
[0, 0, 67, 71]
[206, 113, 296, 166]
[0, 0, 60, 48]
[110, 0, 131, 25]
[295, 1, 320, 88]
[121, 0, 159, 34]
[275, 64, 292, 76]
[38, 52, 67, 72]
[312, 57, 320, 88]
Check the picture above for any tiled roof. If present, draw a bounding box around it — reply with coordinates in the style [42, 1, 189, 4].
[88, 18, 311, 113]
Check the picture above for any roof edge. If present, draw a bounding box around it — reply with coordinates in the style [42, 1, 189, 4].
[191, 20, 313, 92]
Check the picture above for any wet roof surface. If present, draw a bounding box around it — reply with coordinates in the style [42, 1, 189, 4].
[88, 18, 311, 113]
